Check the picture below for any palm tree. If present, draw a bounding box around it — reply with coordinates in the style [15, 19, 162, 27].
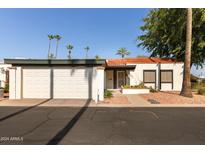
[54, 35, 62, 58]
[95, 55, 101, 59]
[66, 44, 74, 59]
[180, 8, 193, 98]
[116, 47, 130, 58]
[47, 34, 54, 59]
[48, 53, 55, 59]
[84, 46, 90, 59]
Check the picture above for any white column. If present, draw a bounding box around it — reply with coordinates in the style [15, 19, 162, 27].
[9, 67, 21, 99]
[97, 67, 105, 102]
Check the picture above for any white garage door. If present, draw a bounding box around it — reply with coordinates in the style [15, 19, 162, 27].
[53, 68, 92, 99]
[23, 68, 50, 98]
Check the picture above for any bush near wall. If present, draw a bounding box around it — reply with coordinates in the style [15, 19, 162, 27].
[104, 90, 113, 98]
[192, 82, 205, 95]
[123, 82, 148, 89]
[4, 83, 9, 93]
[149, 87, 158, 93]
[197, 88, 205, 95]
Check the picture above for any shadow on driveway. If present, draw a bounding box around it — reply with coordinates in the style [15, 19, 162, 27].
[0, 99, 52, 122]
[1, 103, 205, 144]
[47, 99, 91, 145]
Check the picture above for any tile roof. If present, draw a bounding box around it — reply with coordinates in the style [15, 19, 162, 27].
[106, 57, 182, 66]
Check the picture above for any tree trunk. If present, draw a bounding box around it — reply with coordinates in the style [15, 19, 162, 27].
[48, 40, 51, 59]
[55, 40, 59, 59]
[68, 50, 71, 59]
[180, 8, 193, 98]
[86, 51, 88, 59]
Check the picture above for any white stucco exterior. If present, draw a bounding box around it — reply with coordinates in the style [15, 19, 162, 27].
[128, 63, 184, 91]
[122, 88, 150, 94]
[129, 63, 159, 89]
[9, 67, 22, 99]
[160, 63, 184, 91]
[7, 58, 184, 102]
[9, 66, 104, 102]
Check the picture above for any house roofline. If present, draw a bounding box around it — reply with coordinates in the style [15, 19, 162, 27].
[4, 59, 106, 66]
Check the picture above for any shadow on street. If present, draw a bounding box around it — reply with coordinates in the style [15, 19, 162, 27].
[0, 105, 205, 145]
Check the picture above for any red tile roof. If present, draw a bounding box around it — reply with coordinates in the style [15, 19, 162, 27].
[106, 57, 182, 66]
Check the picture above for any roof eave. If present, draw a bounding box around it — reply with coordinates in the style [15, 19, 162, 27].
[4, 59, 106, 66]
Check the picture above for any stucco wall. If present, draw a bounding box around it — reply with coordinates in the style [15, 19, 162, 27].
[160, 63, 184, 91]
[129, 63, 159, 89]
[128, 63, 184, 91]
[96, 67, 104, 101]
[9, 67, 22, 99]
[9, 66, 104, 102]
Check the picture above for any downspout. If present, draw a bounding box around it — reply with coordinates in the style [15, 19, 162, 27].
[14, 67, 16, 99]
[158, 62, 161, 90]
[124, 69, 126, 86]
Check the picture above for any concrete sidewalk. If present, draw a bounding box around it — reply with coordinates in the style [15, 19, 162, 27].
[1, 98, 205, 107]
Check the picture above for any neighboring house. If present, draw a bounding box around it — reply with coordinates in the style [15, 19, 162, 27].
[0, 61, 11, 88]
[199, 75, 205, 83]
[4, 57, 184, 102]
[191, 74, 205, 83]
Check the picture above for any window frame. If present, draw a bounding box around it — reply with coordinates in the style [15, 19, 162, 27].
[160, 70, 173, 89]
[143, 70, 156, 89]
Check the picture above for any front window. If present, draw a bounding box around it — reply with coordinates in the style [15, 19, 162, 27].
[143, 70, 156, 83]
[161, 70, 173, 83]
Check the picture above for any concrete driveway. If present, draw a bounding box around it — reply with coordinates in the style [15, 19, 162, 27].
[1, 99, 205, 144]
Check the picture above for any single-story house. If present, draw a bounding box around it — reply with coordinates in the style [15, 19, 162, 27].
[105, 58, 184, 91]
[4, 57, 184, 102]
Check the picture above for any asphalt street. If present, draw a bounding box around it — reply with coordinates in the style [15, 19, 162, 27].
[0, 100, 205, 144]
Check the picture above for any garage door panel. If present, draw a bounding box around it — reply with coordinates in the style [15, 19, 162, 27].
[23, 68, 50, 98]
[53, 68, 91, 99]
[23, 67, 93, 99]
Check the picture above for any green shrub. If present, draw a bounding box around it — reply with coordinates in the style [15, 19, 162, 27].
[150, 87, 157, 93]
[122, 82, 148, 89]
[104, 90, 113, 98]
[4, 83, 9, 93]
[123, 85, 130, 88]
[192, 82, 205, 90]
[135, 82, 146, 89]
[197, 88, 205, 95]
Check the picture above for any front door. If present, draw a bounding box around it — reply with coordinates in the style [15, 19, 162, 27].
[106, 70, 113, 89]
[117, 71, 125, 88]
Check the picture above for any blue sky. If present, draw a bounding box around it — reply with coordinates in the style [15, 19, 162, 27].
[0, 8, 203, 76]
[0, 8, 149, 59]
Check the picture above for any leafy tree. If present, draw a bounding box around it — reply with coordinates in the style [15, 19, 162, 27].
[84, 46, 90, 59]
[66, 44, 74, 59]
[138, 8, 205, 67]
[116, 48, 130, 58]
[54, 35, 62, 58]
[47, 34, 54, 59]
[180, 8, 193, 97]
